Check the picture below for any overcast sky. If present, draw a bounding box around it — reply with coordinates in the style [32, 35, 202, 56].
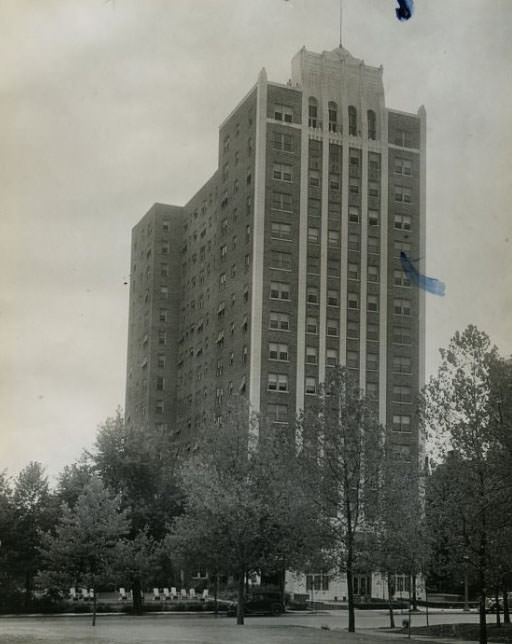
[1, 0, 511, 483]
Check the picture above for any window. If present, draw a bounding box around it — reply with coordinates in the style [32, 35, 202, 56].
[369, 153, 380, 171]
[307, 286, 319, 304]
[393, 356, 411, 373]
[268, 403, 288, 422]
[269, 342, 288, 361]
[367, 295, 378, 312]
[368, 181, 379, 198]
[270, 250, 292, 271]
[157, 354, 166, 368]
[347, 321, 359, 339]
[307, 256, 320, 274]
[270, 281, 290, 300]
[394, 186, 412, 203]
[394, 298, 411, 316]
[348, 234, 360, 251]
[306, 317, 318, 334]
[348, 105, 357, 136]
[348, 263, 359, 280]
[367, 109, 377, 140]
[156, 376, 165, 391]
[222, 162, 229, 182]
[394, 241, 411, 257]
[308, 97, 318, 128]
[274, 104, 293, 123]
[220, 244, 228, 259]
[329, 174, 340, 190]
[306, 346, 318, 364]
[394, 214, 412, 231]
[349, 206, 360, 223]
[159, 309, 168, 322]
[393, 385, 411, 403]
[367, 352, 378, 371]
[366, 382, 378, 400]
[348, 293, 359, 309]
[368, 237, 380, 254]
[349, 180, 359, 194]
[394, 269, 410, 287]
[273, 132, 293, 152]
[271, 222, 292, 240]
[391, 445, 411, 462]
[161, 242, 169, 255]
[219, 273, 227, 290]
[327, 318, 339, 336]
[160, 286, 168, 299]
[369, 210, 379, 226]
[309, 169, 320, 187]
[269, 312, 290, 331]
[308, 227, 320, 242]
[328, 230, 340, 248]
[306, 573, 330, 591]
[268, 373, 289, 392]
[242, 345, 248, 365]
[272, 192, 293, 212]
[273, 163, 293, 182]
[367, 323, 378, 340]
[217, 301, 225, 319]
[347, 351, 359, 369]
[327, 290, 339, 306]
[160, 263, 169, 277]
[223, 135, 230, 153]
[393, 327, 412, 345]
[327, 349, 338, 367]
[216, 360, 224, 377]
[394, 158, 412, 176]
[393, 415, 411, 432]
[327, 260, 339, 277]
[155, 400, 164, 415]
[328, 101, 338, 132]
[158, 331, 167, 345]
[305, 377, 317, 394]
[368, 265, 379, 282]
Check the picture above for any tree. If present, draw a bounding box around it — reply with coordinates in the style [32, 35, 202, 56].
[375, 458, 429, 627]
[169, 396, 310, 625]
[112, 529, 165, 615]
[93, 410, 183, 539]
[38, 477, 130, 625]
[424, 326, 512, 644]
[299, 366, 384, 632]
[11, 462, 57, 609]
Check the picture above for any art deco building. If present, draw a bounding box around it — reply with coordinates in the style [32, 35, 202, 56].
[125, 45, 426, 476]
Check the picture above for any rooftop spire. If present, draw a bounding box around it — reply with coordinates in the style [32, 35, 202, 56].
[339, 0, 343, 48]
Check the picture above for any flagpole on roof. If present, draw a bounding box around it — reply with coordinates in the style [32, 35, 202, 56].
[339, 0, 343, 47]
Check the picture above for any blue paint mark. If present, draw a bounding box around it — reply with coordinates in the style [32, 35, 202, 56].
[396, 0, 414, 21]
[400, 252, 446, 296]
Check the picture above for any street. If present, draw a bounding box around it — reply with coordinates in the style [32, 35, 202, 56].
[0, 610, 481, 644]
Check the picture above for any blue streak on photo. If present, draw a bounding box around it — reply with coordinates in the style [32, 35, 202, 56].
[400, 252, 446, 296]
[396, 0, 414, 21]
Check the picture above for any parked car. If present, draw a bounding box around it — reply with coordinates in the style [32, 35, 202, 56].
[226, 592, 284, 616]
[485, 597, 504, 613]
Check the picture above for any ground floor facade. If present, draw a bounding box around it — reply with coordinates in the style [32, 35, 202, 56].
[285, 571, 426, 603]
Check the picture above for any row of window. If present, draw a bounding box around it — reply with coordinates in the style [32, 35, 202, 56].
[265, 401, 413, 431]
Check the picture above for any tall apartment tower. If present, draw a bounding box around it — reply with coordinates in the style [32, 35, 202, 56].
[125, 45, 426, 466]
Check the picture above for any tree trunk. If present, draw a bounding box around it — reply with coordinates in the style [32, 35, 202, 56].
[346, 537, 355, 633]
[213, 573, 219, 615]
[23, 569, 33, 611]
[411, 573, 417, 611]
[503, 580, 510, 624]
[236, 571, 245, 625]
[132, 578, 143, 615]
[495, 591, 501, 628]
[91, 589, 97, 627]
[387, 574, 396, 628]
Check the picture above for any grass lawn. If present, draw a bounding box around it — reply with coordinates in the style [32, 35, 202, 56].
[410, 622, 512, 643]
